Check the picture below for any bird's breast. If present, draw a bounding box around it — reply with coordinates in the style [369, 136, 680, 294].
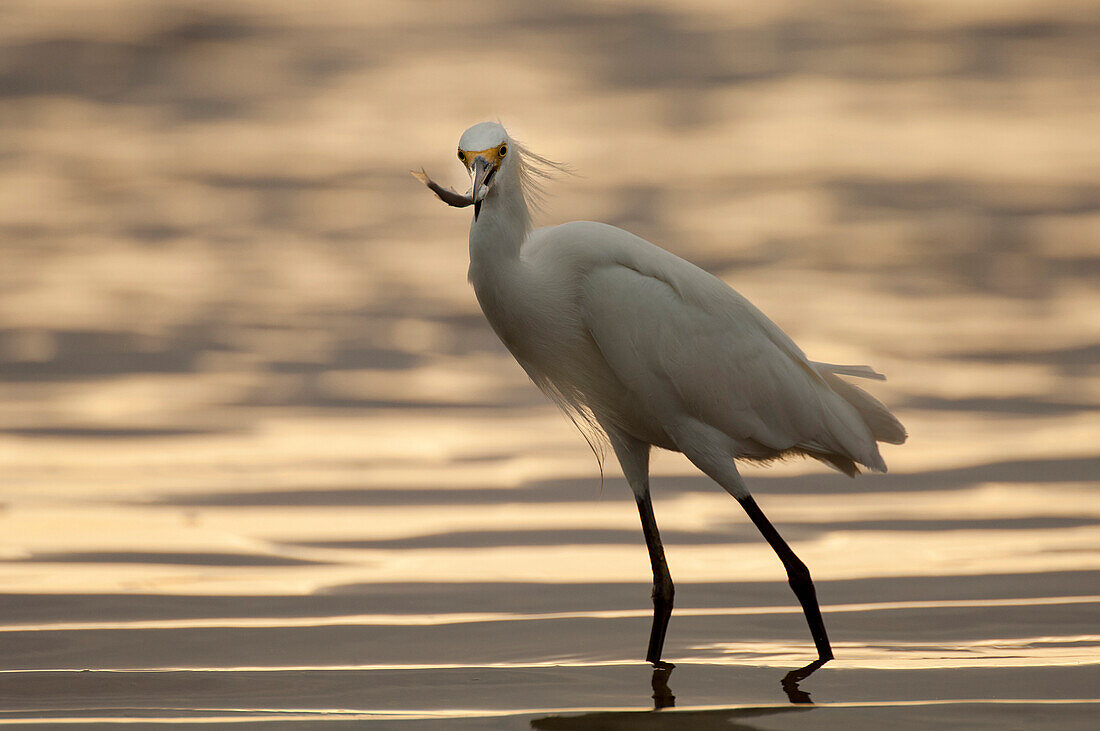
[472, 271, 572, 361]
[470, 261, 674, 449]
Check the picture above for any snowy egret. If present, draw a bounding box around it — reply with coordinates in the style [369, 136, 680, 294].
[413, 121, 906, 666]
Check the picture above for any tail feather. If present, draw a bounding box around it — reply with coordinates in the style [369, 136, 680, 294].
[817, 366, 908, 446]
[809, 450, 861, 477]
[812, 361, 886, 381]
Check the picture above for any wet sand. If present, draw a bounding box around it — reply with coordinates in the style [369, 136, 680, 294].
[0, 0, 1098, 727]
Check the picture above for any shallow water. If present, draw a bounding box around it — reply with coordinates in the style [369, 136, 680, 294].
[0, 0, 1098, 727]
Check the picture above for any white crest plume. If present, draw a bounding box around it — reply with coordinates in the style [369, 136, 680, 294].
[510, 137, 572, 214]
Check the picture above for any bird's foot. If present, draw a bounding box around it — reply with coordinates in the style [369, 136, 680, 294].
[780, 657, 830, 705]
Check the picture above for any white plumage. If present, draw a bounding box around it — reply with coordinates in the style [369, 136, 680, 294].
[414, 121, 907, 668]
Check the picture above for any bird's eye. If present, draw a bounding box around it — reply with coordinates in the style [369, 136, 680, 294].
[457, 150, 466, 163]
[498, 144, 508, 157]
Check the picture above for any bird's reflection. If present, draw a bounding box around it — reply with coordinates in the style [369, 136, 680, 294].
[650, 662, 676, 709]
[531, 661, 825, 728]
[649, 660, 828, 708]
[531, 704, 808, 730]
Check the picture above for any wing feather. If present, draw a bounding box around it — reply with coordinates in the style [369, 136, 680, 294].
[576, 241, 887, 470]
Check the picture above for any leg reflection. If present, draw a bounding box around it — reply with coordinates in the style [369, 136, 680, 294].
[650, 662, 675, 709]
[529, 661, 820, 728]
[780, 657, 829, 704]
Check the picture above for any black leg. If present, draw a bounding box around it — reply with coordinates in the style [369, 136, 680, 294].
[636, 492, 675, 665]
[737, 495, 833, 662]
[604, 429, 676, 667]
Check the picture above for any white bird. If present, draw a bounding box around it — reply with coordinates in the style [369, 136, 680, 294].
[413, 121, 907, 667]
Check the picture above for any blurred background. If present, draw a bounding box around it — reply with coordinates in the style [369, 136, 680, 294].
[0, 0, 1097, 724]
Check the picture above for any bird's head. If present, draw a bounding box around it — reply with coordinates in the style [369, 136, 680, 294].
[411, 121, 565, 220]
[457, 121, 511, 204]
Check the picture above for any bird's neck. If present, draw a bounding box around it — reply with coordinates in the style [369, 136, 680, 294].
[467, 177, 530, 283]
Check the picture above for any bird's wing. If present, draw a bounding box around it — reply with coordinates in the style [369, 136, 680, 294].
[575, 235, 877, 464]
